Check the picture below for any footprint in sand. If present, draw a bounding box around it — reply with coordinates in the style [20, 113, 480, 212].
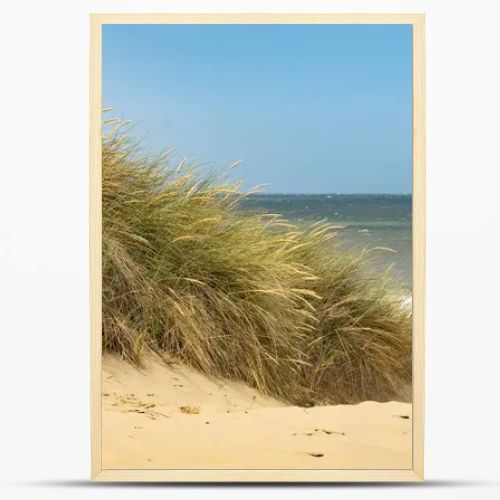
[307, 452, 324, 458]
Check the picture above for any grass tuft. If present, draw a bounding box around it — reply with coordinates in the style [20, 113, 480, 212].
[102, 117, 412, 405]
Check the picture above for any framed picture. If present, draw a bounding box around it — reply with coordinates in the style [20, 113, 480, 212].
[90, 13, 425, 482]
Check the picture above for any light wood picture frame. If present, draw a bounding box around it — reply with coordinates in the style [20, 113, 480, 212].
[90, 13, 425, 482]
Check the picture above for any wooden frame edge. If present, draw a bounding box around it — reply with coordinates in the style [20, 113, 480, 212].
[90, 13, 103, 480]
[89, 12, 425, 24]
[411, 13, 426, 481]
[90, 13, 425, 482]
[93, 469, 423, 483]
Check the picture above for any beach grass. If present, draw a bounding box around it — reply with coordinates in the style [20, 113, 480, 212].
[102, 117, 412, 405]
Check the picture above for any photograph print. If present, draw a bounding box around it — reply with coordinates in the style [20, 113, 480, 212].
[91, 14, 425, 481]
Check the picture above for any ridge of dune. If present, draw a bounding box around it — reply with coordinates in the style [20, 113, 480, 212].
[102, 353, 412, 469]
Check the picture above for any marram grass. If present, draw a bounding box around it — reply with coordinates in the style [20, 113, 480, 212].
[102, 118, 412, 405]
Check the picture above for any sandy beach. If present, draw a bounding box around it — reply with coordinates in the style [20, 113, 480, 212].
[102, 354, 412, 469]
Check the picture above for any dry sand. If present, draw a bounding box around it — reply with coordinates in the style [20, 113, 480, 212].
[102, 353, 412, 469]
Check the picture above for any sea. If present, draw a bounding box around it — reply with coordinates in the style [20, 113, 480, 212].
[240, 194, 412, 291]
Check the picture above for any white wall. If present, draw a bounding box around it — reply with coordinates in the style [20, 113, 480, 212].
[1, 1, 499, 498]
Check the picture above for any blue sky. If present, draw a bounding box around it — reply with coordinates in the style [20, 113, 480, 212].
[103, 24, 412, 194]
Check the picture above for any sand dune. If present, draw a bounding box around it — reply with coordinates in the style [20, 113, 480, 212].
[102, 354, 412, 469]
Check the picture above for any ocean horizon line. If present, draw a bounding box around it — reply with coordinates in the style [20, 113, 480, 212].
[245, 192, 413, 196]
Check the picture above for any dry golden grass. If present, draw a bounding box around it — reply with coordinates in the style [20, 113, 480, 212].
[102, 117, 411, 405]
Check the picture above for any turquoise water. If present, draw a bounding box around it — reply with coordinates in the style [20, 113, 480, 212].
[240, 194, 412, 290]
